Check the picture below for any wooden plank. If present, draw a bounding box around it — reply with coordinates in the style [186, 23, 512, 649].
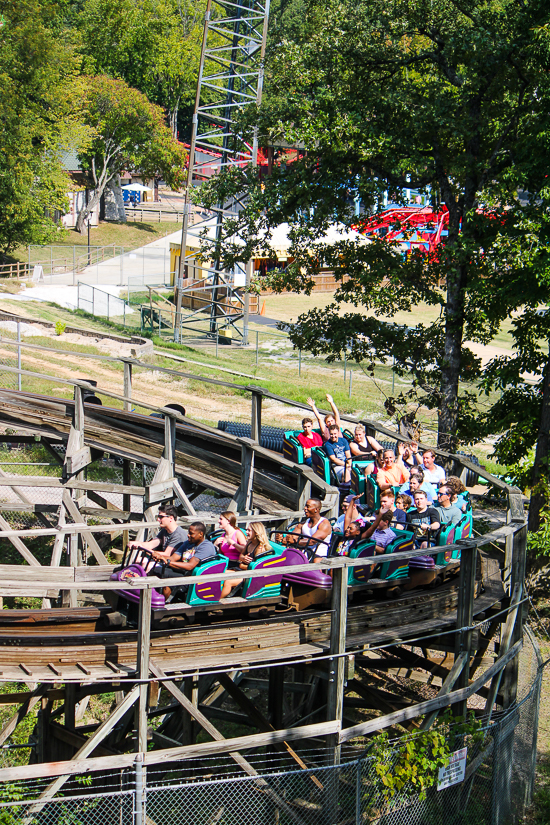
[0, 477, 145, 494]
[0, 685, 45, 746]
[0, 513, 41, 567]
[326, 564, 348, 759]
[25, 687, 140, 810]
[62, 491, 109, 566]
[420, 651, 468, 730]
[339, 640, 522, 743]
[146, 478, 178, 504]
[66, 446, 92, 476]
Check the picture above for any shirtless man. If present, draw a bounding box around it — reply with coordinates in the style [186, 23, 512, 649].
[280, 498, 332, 562]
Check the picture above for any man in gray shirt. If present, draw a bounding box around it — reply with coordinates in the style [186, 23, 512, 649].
[435, 487, 462, 527]
[128, 504, 187, 569]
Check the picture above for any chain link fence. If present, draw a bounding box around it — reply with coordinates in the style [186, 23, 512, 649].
[0, 629, 544, 825]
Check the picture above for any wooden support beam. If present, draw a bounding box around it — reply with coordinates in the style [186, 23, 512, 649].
[164, 414, 176, 473]
[123, 360, 132, 412]
[232, 440, 255, 513]
[0, 685, 46, 747]
[137, 588, 152, 754]
[62, 490, 109, 566]
[339, 639, 521, 743]
[0, 513, 40, 567]
[501, 523, 527, 709]
[420, 651, 468, 731]
[454, 541, 477, 718]
[250, 390, 262, 443]
[326, 564, 348, 762]
[64, 683, 77, 730]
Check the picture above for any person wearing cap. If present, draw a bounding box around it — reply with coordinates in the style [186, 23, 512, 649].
[335, 494, 366, 532]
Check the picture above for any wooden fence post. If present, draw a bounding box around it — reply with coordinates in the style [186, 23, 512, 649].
[137, 587, 152, 754]
[123, 361, 133, 412]
[327, 563, 347, 763]
[251, 390, 262, 443]
[453, 540, 477, 718]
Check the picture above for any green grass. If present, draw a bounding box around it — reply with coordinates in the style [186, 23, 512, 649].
[6, 221, 183, 264]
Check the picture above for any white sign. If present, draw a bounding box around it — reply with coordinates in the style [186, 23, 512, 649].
[32, 265, 44, 282]
[437, 748, 467, 791]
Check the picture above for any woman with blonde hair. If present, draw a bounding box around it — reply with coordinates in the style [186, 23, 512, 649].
[349, 423, 382, 459]
[214, 511, 247, 569]
[220, 522, 272, 599]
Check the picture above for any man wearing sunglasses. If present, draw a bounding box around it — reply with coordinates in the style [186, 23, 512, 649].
[128, 503, 187, 561]
[435, 486, 462, 526]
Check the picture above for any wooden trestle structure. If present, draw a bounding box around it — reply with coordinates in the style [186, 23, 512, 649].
[0, 348, 528, 798]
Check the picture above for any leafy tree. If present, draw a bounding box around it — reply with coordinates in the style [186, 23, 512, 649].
[78, 0, 204, 137]
[74, 75, 187, 232]
[0, 0, 80, 255]
[199, 0, 550, 452]
[479, 193, 550, 531]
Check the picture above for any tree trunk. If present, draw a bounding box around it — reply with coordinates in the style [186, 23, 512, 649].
[75, 187, 102, 234]
[528, 349, 550, 532]
[170, 99, 180, 140]
[438, 235, 467, 454]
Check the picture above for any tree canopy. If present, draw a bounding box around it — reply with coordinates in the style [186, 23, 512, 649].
[199, 0, 550, 453]
[0, 0, 81, 255]
[78, 0, 205, 137]
[75, 75, 187, 232]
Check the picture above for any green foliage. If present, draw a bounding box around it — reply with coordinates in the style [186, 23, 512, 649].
[55, 320, 67, 336]
[201, 0, 550, 451]
[78, 0, 205, 136]
[0, 0, 81, 255]
[368, 729, 449, 804]
[365, 712, 483, 811]
[74, 75, 187, 231]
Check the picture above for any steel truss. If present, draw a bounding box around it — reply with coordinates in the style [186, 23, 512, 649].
[175, 0, 270, 343]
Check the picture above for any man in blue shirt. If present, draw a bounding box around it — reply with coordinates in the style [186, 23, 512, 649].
[399, 468, 437, 503]
[324, 424, 352, 483]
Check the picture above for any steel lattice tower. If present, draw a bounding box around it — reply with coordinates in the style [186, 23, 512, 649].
[174, 0, 271, 343]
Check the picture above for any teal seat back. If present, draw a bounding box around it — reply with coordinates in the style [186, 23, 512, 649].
[312, 446, 332, 484]
[348, 539, 377, 585]
[186, 555, 229, 605]
[241, 547, 288, 600]
[377, 531, 413, 581]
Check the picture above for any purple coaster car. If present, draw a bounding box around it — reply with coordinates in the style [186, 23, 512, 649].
[281, 546, 333, 589]
[110, 564, 166, 608]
